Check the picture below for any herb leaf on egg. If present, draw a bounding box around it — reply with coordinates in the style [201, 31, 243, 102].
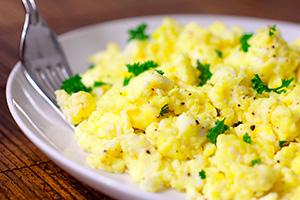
[196, 60, 212, 86]
[155, 69, 164, 75]
[123, 60, 158, 86]
[215, 49, 223, 58]
[271, 78, 294, 94]
[159, 104, 169, 117]
[279, 140, 288, 148]
[240, 33, 253, 52]
[93, 81, 107, 87]
[128, 23, 149, 42]
[60, 74, 92, 94]
[207, 119, 229, 144]
[251, 158, 262, 166]
[251, 74, 293, 94]
[127, 60, 158, 76]
[243, 133, 252, 144]
[269, 25, 277, 36]
[123, 76, 132, 86]
[199, 170, 206, 179]
[88, 64, 95, 69]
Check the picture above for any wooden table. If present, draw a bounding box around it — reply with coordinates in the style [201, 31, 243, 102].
[1, 0, 299, 199]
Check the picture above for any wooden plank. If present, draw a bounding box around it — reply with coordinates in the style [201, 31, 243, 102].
[0, 124, 49, 164]
[31, 164, 79, 199]
[0, 173, 28, 200]
[0, 173, 24, 200]
[13, 167, 61, 199]
[45, 162, 110, 199]
[4, 170, 39, 200]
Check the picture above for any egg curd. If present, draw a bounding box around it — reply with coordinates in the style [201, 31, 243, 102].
[55, 19, 300, 200]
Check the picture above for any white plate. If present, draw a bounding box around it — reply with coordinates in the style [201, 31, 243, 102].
[6, 14, 300, 200]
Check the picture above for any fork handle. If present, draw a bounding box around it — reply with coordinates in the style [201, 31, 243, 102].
[22, 0, 40, 25]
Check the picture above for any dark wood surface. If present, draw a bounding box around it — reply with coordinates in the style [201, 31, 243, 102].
[1, 0, 300, 199]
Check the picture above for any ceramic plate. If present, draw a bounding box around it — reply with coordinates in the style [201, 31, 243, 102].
[6, 14, 300, 200]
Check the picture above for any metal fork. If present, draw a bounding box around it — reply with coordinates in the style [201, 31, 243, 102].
[20, 0, 72, 106]
[20, 0, 74, 129]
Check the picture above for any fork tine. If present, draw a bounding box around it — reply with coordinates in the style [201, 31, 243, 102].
[55, 63, 68, 81]
[35, 69, 56, 99]
[47, 66, 62, 89]
[38, 69, 55, 91]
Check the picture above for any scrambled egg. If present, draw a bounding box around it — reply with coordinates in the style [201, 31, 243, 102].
[56, 19, 300, 200]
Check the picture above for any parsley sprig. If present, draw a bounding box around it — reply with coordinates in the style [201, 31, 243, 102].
[240, 33, 253, 52]
[207, 119, 229, 144]
[269, 25, 277, 36]
[93, 81, 107, 87]
[243, 133, 252, 144]
[251, 158, 262, 166]
[155, 69, 164, 75]
[279, 140, 288, 148]
[196, 59, 212, 86]
[199, 170, 206, 179]
[127, 60, 158, 76]
[123, 60, 158, 86]
[60, 74, 91, 95]
[88, 64, 95, 69]
[251, 74, 293, 94]
[215, 49, 223, 58]
[123, 77, 132, 86]
[159, 104, 169, 117]
[128, 23, 149, 42]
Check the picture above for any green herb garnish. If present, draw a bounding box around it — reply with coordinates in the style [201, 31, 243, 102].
[128, 23, 149, 41]
[123, 76, 132, 86]
[199, 170, 206, 180]
[243, 133, 252, 144]
[240, 33, 253, 52]
[196, 59, 212, 86]
[251, 158, 262, 166]
[159, 104, 169, 117]
[127, 60, 158, 76]
[269, 25, 277, 36]
[279, 140, 288, 148]
[251, 74, 293, 94]
[155, 69, 164, 75]
[88, 64, 95, 69]
[215, 49, 223, 58]
[93, 81, 107, 87]
[60, 74, 91, 94]
[207, 119, 229, 144]
[123, 60, 158, 86]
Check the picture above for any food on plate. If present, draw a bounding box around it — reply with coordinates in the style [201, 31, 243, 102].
[55, 19, 300, 200]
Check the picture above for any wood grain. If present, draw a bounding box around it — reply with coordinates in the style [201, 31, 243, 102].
[1, 0, 300, 199]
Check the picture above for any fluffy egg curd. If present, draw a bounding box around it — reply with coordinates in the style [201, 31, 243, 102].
[55, 19, 300, 200]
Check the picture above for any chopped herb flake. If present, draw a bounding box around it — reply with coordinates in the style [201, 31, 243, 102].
[251, 159, 262, 166]
[196, 59, 212, 86]
[207, 119, 229, 144]
[279, 140, 288, 148]
[128, 23, 149, 41]
[155, 69, 164, 75]
[88, 64, 95, 69]
[269, 25, 277, 36]
[215, 49, 223, 58]
[240, 33, 253, 52]
[243, 133, 252, 144]
[199, 170, 206, 179]
[127, 60, 158, 76]
[123, 76, 132, 86]
[93, 81, 107, 87]
[159, 104, 169, 117]
[251, 74, 293, 94]
[60, 74, 91, 95]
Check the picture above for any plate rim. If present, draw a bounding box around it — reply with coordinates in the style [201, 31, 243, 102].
[6, 14, 300, 200]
